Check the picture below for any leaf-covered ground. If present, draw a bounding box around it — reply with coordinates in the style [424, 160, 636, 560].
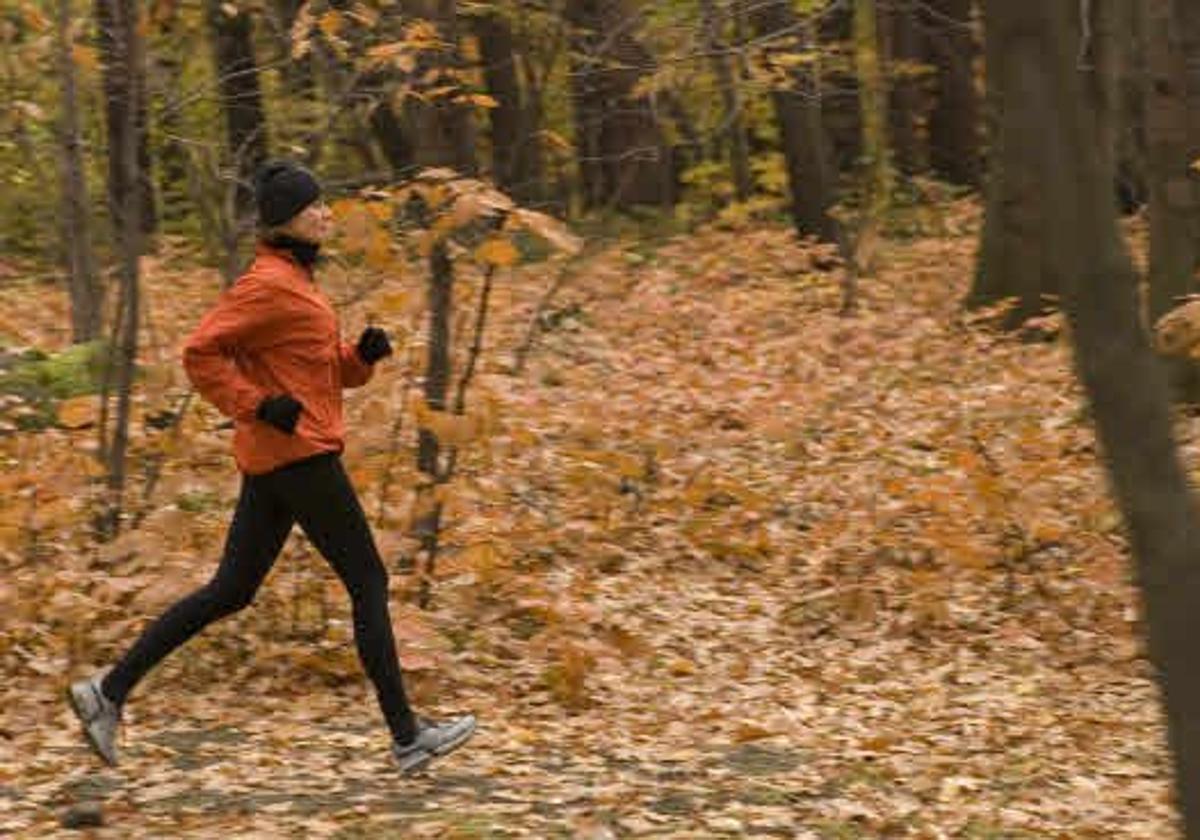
[0, 206, 1180, 837]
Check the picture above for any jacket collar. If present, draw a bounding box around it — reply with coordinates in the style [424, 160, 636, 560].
[256, 236, 321, 276]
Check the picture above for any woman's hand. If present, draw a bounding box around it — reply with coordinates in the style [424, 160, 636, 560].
[356, 327, 393, 365]
[256, 395, 304, 434]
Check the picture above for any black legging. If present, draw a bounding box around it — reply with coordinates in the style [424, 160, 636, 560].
[102, 452, 417, 743]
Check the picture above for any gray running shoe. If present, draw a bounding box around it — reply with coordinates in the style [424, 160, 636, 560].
[67, 668, 122, 767]
[392, 714, 476, 774]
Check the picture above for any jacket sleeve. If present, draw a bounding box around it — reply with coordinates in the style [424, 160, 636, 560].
[182, 279, 284, 421]
[339, 341, 374, 389]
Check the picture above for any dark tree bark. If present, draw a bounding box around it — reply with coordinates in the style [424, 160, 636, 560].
[95, 0, 156, 238]
[886, 0, 924, 176]
[923, 0, 979, 186]
[369, 99, 417, 174]
[750, 0, 840, 242]
[1144, 0, 1200, 326]
[701, 0, 752, 201]
[473, 9, 542, 199]
[991, 0, 1200, 832]
[152, 4, 191, 227]
[1111, 3, 1149, 216]
[970, 0, 1054, 320]
[973, 0, 1131, 322]
[565, 0, 675, 210]
[97, 0, 144, 540]
[57, 0, 101, 343]
[404, 0, 477, 174]
[204, 0, 269, 212]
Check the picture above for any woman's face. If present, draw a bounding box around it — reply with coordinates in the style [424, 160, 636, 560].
[280, 200, 332, 244]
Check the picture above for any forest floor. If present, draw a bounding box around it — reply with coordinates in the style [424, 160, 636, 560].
[0, 204, 1181, 837]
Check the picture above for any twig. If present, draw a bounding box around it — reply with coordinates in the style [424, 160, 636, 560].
[439, 264, 498, 485]
[131, 389, 195, 529]
[512, 250, 591, 375]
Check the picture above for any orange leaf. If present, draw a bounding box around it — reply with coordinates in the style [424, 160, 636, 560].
[475, 237, 519, 267]
[57, 396, 97, 430]
[318, 9, 342, 36]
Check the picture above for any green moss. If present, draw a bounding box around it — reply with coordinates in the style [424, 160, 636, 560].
[0, 340, 115, 430]
[0, 340, 110, 402]
[176, 489, 222, 514]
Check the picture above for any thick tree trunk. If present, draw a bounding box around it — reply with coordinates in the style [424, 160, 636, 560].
[997, 0, 1200, 831]
[369, 98, 417, 174]
[56, 0, 101, 343]
[1116, 6, 1148, 216]
[566, 0, 675, 210]
[204, 0, 270, 211]
[153, 6, 190, 227]
[474, 10, 540, 198]
[750, 0, 840, 242]
[1145, 0, 1200, 325]
[701, 0, 752, 201]
[95, 0, 156, 238]
[404, 0, 476, 174]
[970, 0, 1054, 321]
[886, 0, 923, 176]
[924, 0, 979, 186]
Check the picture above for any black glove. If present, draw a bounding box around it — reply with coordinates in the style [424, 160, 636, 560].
[255, 394, 303, 434]
[356, 326, 393, 365]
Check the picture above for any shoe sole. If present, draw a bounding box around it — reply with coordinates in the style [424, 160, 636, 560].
[66, 683, 118, 767]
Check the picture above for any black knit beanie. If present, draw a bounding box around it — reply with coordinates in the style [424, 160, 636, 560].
[255, 160, 321, 228]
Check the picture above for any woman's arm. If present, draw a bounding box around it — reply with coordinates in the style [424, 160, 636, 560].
[182, 279, 287, 420]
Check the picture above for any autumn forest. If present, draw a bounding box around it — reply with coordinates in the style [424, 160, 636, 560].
[3, 0, 1200, 837]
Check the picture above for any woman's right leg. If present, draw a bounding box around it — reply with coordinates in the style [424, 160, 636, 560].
[100, 475, 294, 706]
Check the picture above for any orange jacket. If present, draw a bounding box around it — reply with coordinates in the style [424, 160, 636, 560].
[183, 243, 374, 475]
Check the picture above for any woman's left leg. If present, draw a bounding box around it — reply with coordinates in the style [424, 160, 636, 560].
[268, 454, 418, 744]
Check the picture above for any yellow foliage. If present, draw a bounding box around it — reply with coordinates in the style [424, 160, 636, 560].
[475, 237, 519, 268]
[72, 45, 98, 72]
[317, 10, 342, 37]
[513, 208, 583, 256]
[421, 410, 483, 447]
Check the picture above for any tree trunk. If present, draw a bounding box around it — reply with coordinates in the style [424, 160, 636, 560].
[970, 0, 1054, 321]
[369, 97, 417, 174]
[998, 0, 1200, 831]
[886, 0, 923, 176]
[97, 0, 143, 540]
[56, 0, 101, 343]
[95, 0, 156, 238]
[1115, 5, 1148, 216]
[414, 235, 452, 607]
[749, 0, 840, 242]
[566, 0, 675, 210]
[855, 0, 891, 216]
[404, 0, 476, 174]
[1145, 0, 1200, 325]
[153, 5, 191, 227]
[924, 0, 979, 186]
[474, 9, 538, 198]
[701, 0, 752, 201]
[205, 0, 269, 213]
